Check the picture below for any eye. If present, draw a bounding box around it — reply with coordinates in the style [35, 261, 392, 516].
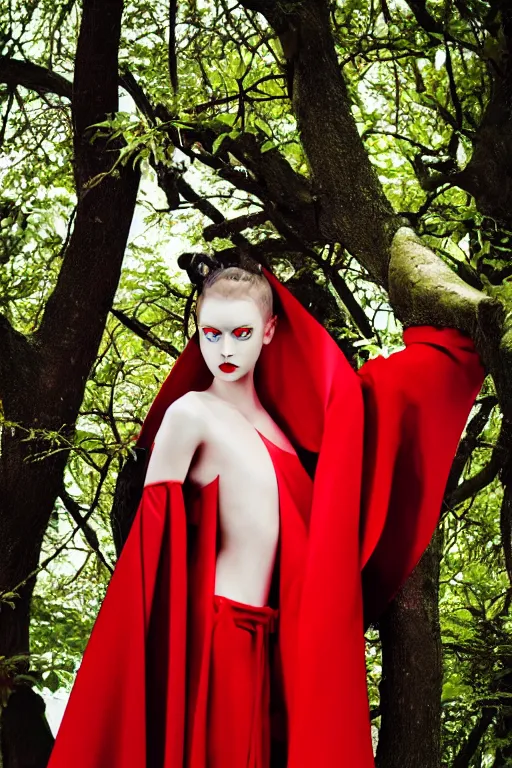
[202, 327, 221, 342]
[233, 327, 253, 340]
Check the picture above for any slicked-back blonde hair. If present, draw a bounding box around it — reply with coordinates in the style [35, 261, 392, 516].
[196, 266, 274, 320]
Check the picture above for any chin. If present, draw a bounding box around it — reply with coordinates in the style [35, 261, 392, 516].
[216, 371, 243, 380]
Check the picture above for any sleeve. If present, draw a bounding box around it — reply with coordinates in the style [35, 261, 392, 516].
[357, 326, 485, 628]
[47, 481, 187, 768]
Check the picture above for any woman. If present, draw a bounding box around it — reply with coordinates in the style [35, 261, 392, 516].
[48, 256, 484, 768]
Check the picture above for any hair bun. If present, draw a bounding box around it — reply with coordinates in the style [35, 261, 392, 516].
[177, 252, 219, 290]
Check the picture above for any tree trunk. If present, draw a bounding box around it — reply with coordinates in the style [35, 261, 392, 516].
[376, 531, 443, 768]
[0, 1, 140, 764]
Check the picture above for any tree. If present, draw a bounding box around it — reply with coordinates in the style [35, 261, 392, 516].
[0, 0, 510, 766]
[0, 1, 140, 764]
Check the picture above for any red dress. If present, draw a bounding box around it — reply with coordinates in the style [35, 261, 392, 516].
[47, 268, 485, 767]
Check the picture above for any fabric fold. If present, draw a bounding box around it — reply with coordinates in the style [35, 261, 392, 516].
[48, 481, 186, 768]
[358, 326, 485, 626]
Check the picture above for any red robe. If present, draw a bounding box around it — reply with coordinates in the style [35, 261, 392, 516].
[47, 269, 484, 767]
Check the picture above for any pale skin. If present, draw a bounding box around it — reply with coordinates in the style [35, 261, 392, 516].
[144, 286, 296, 607]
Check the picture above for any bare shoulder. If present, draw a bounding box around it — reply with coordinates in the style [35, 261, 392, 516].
[144, 392, 205, 486]
[159, 391, 204, 434]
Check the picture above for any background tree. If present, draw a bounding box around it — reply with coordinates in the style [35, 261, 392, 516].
[0, 1, 510, 767]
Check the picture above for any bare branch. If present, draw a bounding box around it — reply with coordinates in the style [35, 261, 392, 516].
[452, 708, 496, 768]
[0, 56, 72, 100]
[447, 453, 501, 509]
[203, 211, 268, 241]
[168, 0, 178, 92]
[59, 488, 113, 574]
[322, 263, 375, 340]
[446, 396, 498, 494]
[110, 308, 180, 359]
[119, 70, 157, 123]
[404, 0, 444, 36]
[444, 39, 464, 130]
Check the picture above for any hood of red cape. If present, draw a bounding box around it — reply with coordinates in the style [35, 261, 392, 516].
[137, 267, 357, 454]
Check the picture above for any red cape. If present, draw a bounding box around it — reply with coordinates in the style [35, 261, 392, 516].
[47, 269, 484, 767]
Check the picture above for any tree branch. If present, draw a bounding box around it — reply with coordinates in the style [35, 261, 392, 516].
[0, 313, 19, 383]
[388, 226, 504, 348]
[237, 0, 399, 284]
[203, 211, 268, 241]
[118, 70, 156, 122]
[234, 1, 501, 363]
[168, 0, 178, 92]
[452, 707, 496, 768]
[404, 0, 444, 36]
[446, 396, 498, 494]
[323, 263, 375, 339]
[110, 308, 180, 359]
[59, 487, 113, 574]
[447, 453, 501, 509]
[121, 67, 320, 246]
[403, 0, 478, 52]
[0, 56, 72, 100]
[444, 39, 464, 131]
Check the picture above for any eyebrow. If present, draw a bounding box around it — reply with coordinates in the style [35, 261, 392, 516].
[200, 324, 253, 331]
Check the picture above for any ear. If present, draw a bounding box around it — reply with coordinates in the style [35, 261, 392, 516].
[262, 314, 278, 345]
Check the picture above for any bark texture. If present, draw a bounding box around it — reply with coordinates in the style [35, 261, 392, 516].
[376, 532, 443, 768]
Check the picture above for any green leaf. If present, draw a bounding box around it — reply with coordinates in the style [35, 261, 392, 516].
[212, 132, 230, 154]
[43, 670, 60, 693]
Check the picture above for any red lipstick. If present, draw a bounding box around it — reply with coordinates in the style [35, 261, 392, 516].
[219, 363, 238, 373]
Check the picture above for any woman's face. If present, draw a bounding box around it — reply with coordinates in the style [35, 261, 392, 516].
[197, 294, 276, 381]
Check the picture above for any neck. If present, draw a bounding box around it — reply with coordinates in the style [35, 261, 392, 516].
[207, 370, 262, 415]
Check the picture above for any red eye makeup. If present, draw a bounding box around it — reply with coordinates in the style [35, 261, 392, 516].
[233, 327, 253, 339]
[201, 326, 253, 340]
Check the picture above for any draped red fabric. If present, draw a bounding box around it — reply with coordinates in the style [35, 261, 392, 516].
[47, 482, 188, 768]
[47, 268, 485, 767]
[358, 326, 485, 626]
[207, 595, 278, 768]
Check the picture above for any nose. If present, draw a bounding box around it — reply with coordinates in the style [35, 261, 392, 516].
[221, 334, 235, 358]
